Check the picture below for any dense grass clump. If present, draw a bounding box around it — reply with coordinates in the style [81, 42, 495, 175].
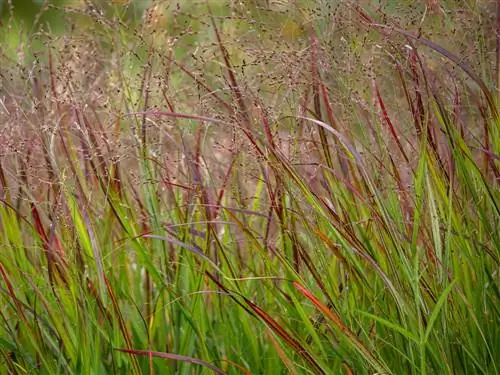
[0, 1, 498, 374]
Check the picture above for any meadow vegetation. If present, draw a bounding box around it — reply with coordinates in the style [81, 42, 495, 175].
[0, 0, 498, 374]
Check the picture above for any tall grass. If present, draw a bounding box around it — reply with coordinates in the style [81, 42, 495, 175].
[0, 1, 498, 374]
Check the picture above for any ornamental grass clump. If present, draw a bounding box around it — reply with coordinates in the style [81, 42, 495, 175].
[0, 1, 498, 374]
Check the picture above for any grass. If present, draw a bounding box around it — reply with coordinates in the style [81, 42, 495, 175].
[0, 0, 498, 374]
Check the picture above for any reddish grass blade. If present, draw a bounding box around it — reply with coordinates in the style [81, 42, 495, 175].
[293, 282, 346, 330]
[310, 30, 351, 179]
[193, 127, 215, 221]
[207, 6, 250, 127]
[309, 32, 335, 174]
[243, 297, 326, 375]
[138, 41, 154, 156]
[375, 85, 409, 163]
[0, 263, 27, 321]
[266, 329, 299, 375]
[80, 112, 110, 181]
[114, 349, 228, 375]
[0, 160, 7, 201]
[219, 359, 252, 375]
[407, 48, 449, 178]
[86, 278, 112, 322]
[342, 362, 355, 375]
[104, 277, 142, 375]
[407, 47, 426, 140]
[476, 102, 500, 180]
[314, 229, 358, 279]
[48, 49, 61, 114]
[293, 282, 388, 374]
[290, 237, 338, 311]
[215, 156, 237, 215]
[30, 202, 68, 283]
[255, 100, 276, 150]
[204, 271, 254, 315]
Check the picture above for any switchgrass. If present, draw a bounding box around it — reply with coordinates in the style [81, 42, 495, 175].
[0, 1, 498, 374]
